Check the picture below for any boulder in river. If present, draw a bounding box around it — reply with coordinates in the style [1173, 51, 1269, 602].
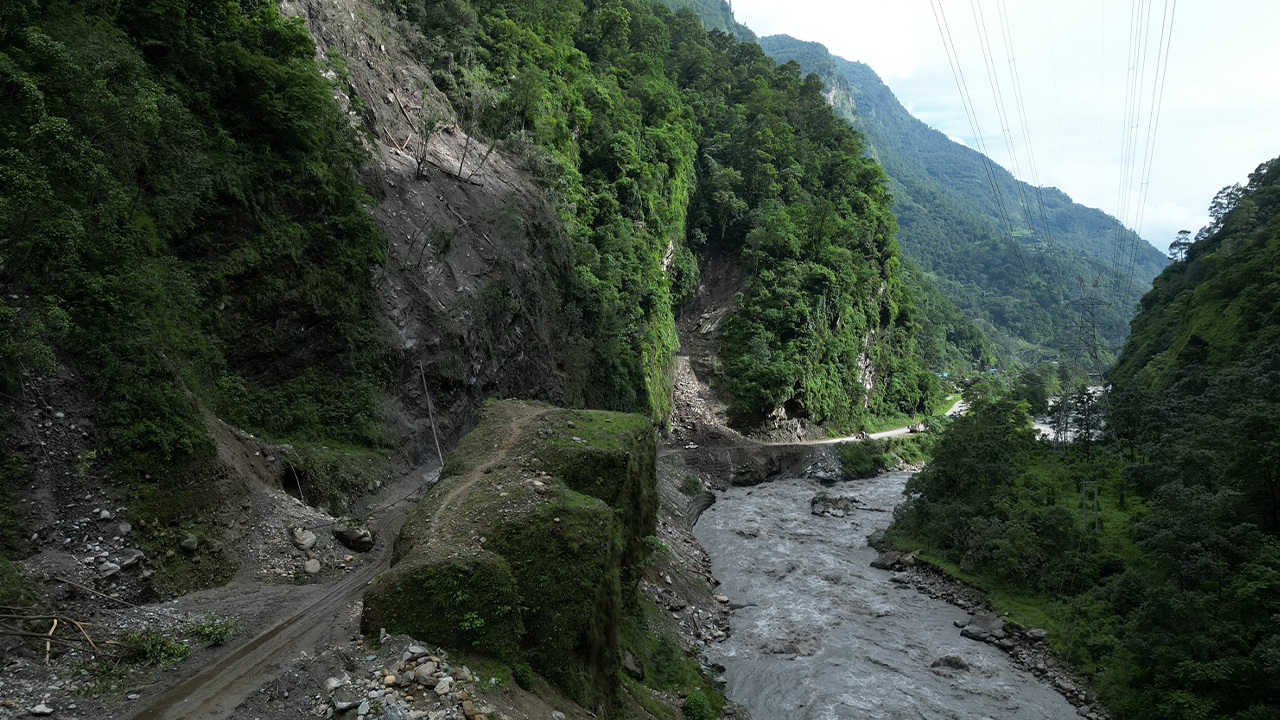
[870, 550, 903, 570]
[931, 655, 971, 671]
[960, 613, 1005, 641]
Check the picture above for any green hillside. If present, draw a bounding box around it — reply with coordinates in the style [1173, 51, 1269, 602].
[0, 0, 946, 504]
[655, 0, 756, 40]
[1112, 158, 1280, 387]
[892, 158, 1280, 719]
[759, 35, 1169, 359]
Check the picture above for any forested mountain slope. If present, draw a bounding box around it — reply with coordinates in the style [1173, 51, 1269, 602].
[1102, 156, 1280, 718]
[759, 35, 1169, 357]
[0, 0, 945, 603]
[1112, 157, 1280, 387]
[893, 157, 1280, 720]
[653, 0, 756, 41]
[381, 0, 950, 427]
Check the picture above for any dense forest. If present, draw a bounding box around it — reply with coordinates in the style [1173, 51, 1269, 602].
[0, 0, 393, 593]
[381, 0, 957, 426]
[0, 0, 966, 599]
[757, 35, 1169, 361]
[892, 157, 1280, 719]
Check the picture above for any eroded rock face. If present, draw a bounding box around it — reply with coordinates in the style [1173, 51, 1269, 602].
[361, 400, 657, 712]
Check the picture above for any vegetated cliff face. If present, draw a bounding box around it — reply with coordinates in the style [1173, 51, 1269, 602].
[363, 400, 657, 712]
[757, 34, 1169, 359]
[0, 0, 392, 595]
[0, 0, 936, 599]
[1091, 157, 1280, 719]
[350, 0, 936, 431]
[1112, 157, 1280, 387]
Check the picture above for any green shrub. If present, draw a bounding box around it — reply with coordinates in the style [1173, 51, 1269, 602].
[682, 689, 715, 720]
[188, 616, 236, 647]
[836, 440, 891, 480]
[512, 662, 534, 689]
[679, 474, 704, 497]
[122, 631, 190, 667]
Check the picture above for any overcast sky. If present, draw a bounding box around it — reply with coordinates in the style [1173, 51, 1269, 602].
[728, 0, 1280, 252]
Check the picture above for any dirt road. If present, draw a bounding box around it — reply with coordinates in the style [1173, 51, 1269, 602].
[126, 467, 438, 720]
[797, 399, 966, 446]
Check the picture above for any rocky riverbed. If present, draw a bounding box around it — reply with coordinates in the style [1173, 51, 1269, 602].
[694, 469, 1090, 720]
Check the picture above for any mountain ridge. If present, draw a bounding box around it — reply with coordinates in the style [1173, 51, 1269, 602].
[759, 33, 1169, 356]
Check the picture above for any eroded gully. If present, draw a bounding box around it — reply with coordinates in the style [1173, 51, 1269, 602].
[693, 470, 1080, 720]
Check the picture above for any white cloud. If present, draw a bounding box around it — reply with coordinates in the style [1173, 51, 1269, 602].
[730, 0, 1280, 255]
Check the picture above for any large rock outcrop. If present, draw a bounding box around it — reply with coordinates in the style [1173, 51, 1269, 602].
[362, 400, 657, 711]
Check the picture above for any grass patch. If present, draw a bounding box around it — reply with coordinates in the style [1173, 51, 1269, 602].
[121, 631, 190, 667]
[187, 616, 236, 647]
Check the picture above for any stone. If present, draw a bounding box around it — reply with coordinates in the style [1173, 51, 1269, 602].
[461, 700, 477, 718]
[117, 548, 145, 568]
[28, 704, 54, 716]
[324, 676, 348, 692]
[98, 509, 112, 520]
[713, 594, 729, 603]
[931, 655, 971, 671]
[291, 527, 318, 551]
[870, 550, 903, 570]
[97, 561, 121, 578]
[334, 526, 376, 552]
[1027, 628, 1048, 641]
[434, 676, 455, 696]
[332, 686, 364, 711]
[960, 613, 1005, 642]
[180, 534, 198, 552]
[384, 674, 397, 686]
[118, 522, 132, 535]
[623, 650, 644, 679]
[415, 662, 438, 683]
[304, 558, 322, 574]
[866, 529, 887, 549]
[551, 712, 567, 720]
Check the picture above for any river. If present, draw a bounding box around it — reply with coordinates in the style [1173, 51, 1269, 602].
[693, 470, 1080, 720]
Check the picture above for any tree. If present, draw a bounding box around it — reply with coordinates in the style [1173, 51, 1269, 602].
[1167, 229, 1192, 262]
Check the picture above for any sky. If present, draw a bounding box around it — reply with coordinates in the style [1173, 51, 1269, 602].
[727, 0, 1280, 253]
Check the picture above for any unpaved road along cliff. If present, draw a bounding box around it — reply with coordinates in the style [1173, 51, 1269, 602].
[125, 467, 437, 720]
[694, 470, 1080, 720]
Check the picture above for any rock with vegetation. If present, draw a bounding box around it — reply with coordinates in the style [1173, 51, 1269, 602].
[362, 400, 657, 712]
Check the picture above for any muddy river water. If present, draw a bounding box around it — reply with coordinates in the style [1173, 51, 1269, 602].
[693, 470, 1080, 720]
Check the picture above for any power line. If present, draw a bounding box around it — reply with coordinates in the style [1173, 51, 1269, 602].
[930, 0, 1037, 294]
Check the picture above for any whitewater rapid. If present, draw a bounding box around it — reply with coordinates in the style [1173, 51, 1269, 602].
[693, 470, 1079, 720]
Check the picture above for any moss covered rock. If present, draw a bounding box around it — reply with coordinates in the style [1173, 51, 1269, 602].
[362, 400, 657, 711]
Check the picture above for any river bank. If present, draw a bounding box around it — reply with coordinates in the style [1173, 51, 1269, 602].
[692, 469, 1088, 720]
